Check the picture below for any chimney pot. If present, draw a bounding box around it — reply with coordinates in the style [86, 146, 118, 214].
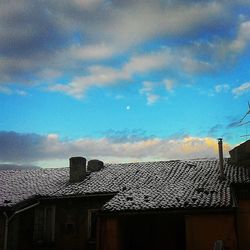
[218, 138, 225, 180]
[69, 157, 86, 182]
[87, 159, 104, 172]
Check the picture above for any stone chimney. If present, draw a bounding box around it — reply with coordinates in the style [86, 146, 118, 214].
[69, 157, 86, 183]
[218, 138, 225, 180]
[87, 159, 104, 172]
[229, 140, 250, 165]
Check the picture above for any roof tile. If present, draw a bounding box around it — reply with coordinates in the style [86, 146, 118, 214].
[1, 159, 250, 211]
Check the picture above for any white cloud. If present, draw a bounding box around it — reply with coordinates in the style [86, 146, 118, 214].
[146, 94, 160, 105]
[124, 50, 171, 74]
[47, 133, 59, 140]
[181, 57, 213, 74]
[49, 65, 129, 98]
[0, 85, 28, 96]
[199, 83, 231, 97]
[71, 0, 102, 10]
[0, 85, 12, 95]
[0, 0, 227, 95]
[49, 49, 170, 98]
[163, 79, 175, 92]
[100, 1, 225, 47]
[140, 81, 160, 105]
[115, 94, 124, 100]
[140, 78, 178, 104]
[184, 20, 250, 67]
[232, 82, 250, 96]
[214, 84, 230, 93]
[140, 81, 154, 94]
[49, 48, 213, 98]
[230, 21, 250, 52]
[0, 131, 232, 165]
[67, 44, 117, 61]
[38, 69, 62, 80]
[0, 0, 247, 90]
[34, 136, 233, 163]
[15, 89, 28, 96]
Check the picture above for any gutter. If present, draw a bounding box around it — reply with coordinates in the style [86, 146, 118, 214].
[2, 202, 40, 250]
[98, 206, 236, 217]
[42, 192, 117, 201]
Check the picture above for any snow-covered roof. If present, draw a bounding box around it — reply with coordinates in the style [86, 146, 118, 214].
[0, 168, 68, 208]
[1, 159, 250, 211]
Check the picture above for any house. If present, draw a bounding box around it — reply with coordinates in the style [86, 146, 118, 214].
[0, 140, 250, 250]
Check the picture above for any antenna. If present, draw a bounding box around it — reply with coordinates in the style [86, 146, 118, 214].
[239, 101, 250, 123]
[239, 101, 250, 139]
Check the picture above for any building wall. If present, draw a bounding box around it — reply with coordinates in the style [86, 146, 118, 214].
[8, 208, 35, 250]
[1, 196, 112, 250]
[185, 213, 237, 250]
[237, 200, 250, 250]
[0, 208, 35, 250]
[2, 201, 243, 250]
[98, 213, 186, 250]
[53, 196, 112, 250]
[0, 214, 5, 250]
[99, 212, 239, 250]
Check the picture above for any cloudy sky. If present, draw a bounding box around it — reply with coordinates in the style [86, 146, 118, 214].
[0, 0, 250, 168]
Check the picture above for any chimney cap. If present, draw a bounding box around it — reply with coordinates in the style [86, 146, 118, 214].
[70, 156, 86, 161]
[87, 159, 104, 172]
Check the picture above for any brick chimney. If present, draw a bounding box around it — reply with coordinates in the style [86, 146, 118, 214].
[69, 157, 86, 182]
[87, 159, 104, 172]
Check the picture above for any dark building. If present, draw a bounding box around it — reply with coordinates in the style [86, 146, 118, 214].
[1, 141, 250, 250]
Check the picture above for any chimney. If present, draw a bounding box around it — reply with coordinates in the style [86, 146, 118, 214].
[69, 157, 86, 183]
[218, 138, 225, 180]
[87, 159, 104, 172]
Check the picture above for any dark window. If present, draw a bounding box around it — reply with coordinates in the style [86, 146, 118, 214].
[33, 206, 55, 243]
[88, 209, 98, 240]
[65, 222, 76, 233]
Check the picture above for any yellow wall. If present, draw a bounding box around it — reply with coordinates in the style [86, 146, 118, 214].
[186, 213, 237, 250]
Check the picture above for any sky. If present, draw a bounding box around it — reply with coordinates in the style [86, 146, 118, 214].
[0, 0, 250, 168]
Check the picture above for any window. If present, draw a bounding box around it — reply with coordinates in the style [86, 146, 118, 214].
[88, 209, 99, 240]
[33, 205, 56, 243]
[64, 215, 76, 234]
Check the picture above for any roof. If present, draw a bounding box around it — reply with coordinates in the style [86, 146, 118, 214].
[1, 159, 250, 212]
[0, 168, 68, 208]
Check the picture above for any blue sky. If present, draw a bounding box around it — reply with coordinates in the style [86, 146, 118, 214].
[0, 0, 250, 168]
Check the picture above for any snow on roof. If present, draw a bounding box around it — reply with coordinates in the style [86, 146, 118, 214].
[1, 159, 250, 211]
